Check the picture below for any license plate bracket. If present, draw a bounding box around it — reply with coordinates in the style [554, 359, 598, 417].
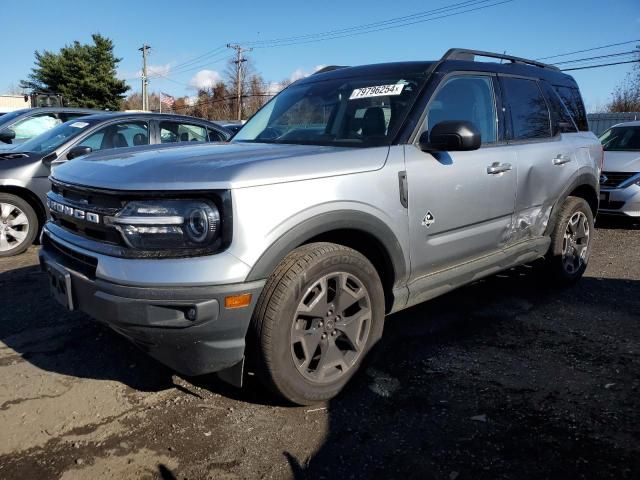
[46, 262, 74, 311]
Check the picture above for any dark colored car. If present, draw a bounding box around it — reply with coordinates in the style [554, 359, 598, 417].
[0, 107, 103, 146]
[0, 112, 231, 256]
[222, 123, 244, 136]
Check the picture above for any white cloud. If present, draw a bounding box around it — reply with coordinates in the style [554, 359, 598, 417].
[289, 65, 327, 82]
[189, 69, 223, 90]
[147, 63, 171, 78]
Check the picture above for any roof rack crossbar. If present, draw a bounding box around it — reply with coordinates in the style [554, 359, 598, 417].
[441, 48, 560, 71]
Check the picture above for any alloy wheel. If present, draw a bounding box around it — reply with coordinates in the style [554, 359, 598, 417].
[561, 211, 590, 274]
[290, 272, 372, 383]
[0, 202, 30, 252]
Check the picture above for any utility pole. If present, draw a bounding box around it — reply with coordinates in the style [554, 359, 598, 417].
[138, 44, 151, 111]
[226, 44, 252, 121]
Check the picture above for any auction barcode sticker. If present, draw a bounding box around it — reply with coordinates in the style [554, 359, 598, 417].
[70, 121, 89, 128]
[349, 84, 404, 100]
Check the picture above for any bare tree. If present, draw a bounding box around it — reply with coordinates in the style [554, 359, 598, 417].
[607, 46, 640, 112]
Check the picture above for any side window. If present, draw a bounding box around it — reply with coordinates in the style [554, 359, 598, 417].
[10, 113, 62, 140]
[78, 121, 149, 152]
[160, 121, 207, 143]
[207, 127, 226, 142]
[539, 82, 577, 135]
[501, 77, 551, 141]
[426, 75, 497, 144]
[553, 85, 589, 132]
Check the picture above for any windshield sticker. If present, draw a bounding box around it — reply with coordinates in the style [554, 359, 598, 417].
[349, 84, 404, 100]
[70, 121, 89, 128]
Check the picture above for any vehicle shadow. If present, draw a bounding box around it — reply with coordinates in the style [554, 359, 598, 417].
[0, 264, 177, 392]
[283, 268, 640, 479]
[596, 214, 640, 230]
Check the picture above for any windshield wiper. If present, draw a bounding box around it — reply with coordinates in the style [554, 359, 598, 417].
[0, 152, 29, 160]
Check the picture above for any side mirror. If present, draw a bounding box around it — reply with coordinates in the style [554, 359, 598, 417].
[66, 145, 92, 160]
[419, 121, 481, 152]
[0, 130, 16, 144]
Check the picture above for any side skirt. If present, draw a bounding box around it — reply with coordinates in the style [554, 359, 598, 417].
[402, 237, 550, 311]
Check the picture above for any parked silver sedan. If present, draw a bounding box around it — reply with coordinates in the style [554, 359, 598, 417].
[598, 122, 640, 217]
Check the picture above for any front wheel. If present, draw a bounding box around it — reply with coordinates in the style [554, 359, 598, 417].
[0, 193, 38, 257]
[250, 242, 385, 405]
[544, 196, 594, 285]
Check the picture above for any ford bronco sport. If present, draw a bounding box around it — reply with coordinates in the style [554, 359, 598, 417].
[39, 49, 601, 405]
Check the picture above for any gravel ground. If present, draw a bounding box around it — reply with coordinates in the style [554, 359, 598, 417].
[0, 217, 638, 479]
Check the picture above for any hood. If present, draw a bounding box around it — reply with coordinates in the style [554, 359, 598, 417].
[603, 151, 640, 173]
[51, 142, 390, 191]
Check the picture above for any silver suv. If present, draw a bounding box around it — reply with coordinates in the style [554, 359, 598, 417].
[39, 49, 601, 405]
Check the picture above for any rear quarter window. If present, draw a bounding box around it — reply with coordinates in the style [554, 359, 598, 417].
[553, 85, 589, 132]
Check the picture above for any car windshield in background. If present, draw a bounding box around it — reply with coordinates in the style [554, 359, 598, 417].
[600, 126, 640, 151]
[234, 74, 425, 147]
[15, 119, 96, 153]
[0, 109, 29, 127]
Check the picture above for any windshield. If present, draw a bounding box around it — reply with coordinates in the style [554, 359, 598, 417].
[0, 109, 29, 128]
[600, 126, 640, 151]
[234, 73, 425, 147]
[16, 119, 96, 153]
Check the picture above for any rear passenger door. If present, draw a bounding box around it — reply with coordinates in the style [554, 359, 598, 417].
[500, 76, 577, 242]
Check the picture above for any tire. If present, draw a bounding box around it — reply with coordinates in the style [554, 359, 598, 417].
[0, 193, 38, 257]
[543, 196, 594, 285]
[250, 242, 385, 405]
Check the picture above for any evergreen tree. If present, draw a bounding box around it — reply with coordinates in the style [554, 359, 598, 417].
[20, 34, 129, 110]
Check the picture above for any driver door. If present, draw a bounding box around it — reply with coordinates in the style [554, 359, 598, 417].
[405, 73, 517, 282]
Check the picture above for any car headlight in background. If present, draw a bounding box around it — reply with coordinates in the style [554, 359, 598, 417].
[108, 200, 220, 250]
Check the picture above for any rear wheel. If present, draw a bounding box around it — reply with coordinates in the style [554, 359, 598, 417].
[544, 196, 594, 285]
[0, 193, 38, 257]
[251, 242, 385, 405]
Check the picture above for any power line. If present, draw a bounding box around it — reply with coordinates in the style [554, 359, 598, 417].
[237, 0, 515, 49]
[551, 50, 638, 65]
[146, 0, 514, 86]
[561, 59, 640, 72]
[537, 39, 640, 61]
[241, 0, 494, 46]
[168, 45, 226, 71]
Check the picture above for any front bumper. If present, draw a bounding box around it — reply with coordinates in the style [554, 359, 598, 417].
[39, 227, 265, 377]
[599, 184, 640, 217]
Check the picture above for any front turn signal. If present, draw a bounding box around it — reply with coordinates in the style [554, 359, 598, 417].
[224, 293, 252, 309]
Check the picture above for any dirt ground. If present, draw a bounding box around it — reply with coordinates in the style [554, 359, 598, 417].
[0, 217, 638, 480]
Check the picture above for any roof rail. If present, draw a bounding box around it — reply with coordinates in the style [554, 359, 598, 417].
[441, 48, 560, 71]
[313, 65, 349, 75]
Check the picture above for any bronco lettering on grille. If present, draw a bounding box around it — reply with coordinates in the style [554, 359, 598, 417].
[47, 199, 101, 224]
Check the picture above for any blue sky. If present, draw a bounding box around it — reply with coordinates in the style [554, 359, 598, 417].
[1, 0, 639, 111]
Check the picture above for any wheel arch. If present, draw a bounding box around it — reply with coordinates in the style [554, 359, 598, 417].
[545, 172, 598, 237]
[245, 210, 408, 313]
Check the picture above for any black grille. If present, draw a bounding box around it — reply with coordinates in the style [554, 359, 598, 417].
[601, 171, 638, 189]
[42, 233, 98, 278]
[48, 181, 125, 246]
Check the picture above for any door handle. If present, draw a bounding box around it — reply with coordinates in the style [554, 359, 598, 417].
[486, 162, 512, 174]
[552, 154, 572, 165]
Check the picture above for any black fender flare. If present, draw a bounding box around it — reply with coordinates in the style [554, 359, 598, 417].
[544, 171, 599, 237]
[245, 209, 408, 286]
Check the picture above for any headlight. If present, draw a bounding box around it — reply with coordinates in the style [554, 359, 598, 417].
[109, 200, 220, 250]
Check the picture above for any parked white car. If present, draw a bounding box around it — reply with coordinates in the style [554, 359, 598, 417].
[599, 121, 640, 217]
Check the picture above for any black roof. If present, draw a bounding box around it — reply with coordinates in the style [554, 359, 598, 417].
[298, 48, 577, 88]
